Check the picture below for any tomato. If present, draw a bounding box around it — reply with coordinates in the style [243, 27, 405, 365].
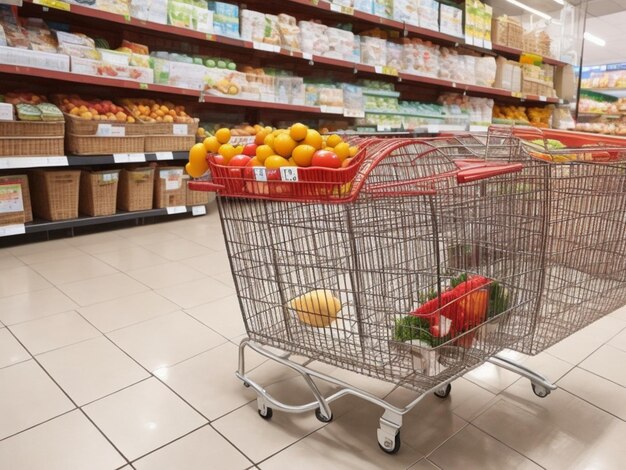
[311, 150, 341, 169]
[244, 167, 290, 195]
[242, 143, 257, 157]
[208, 153, 225, 165]
[228, 154, 252, 166]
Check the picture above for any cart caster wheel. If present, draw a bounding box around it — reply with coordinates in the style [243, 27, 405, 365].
[315, 407, 333, 423]
[378, 432, 401, 454]
[434, 383, 452, 399]
[258, 407, 273, 420]
[532, 383, 550, 398]
[243, 382, 250, 388]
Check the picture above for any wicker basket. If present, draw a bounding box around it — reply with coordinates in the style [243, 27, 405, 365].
[0, 121, 65, 157]
[145, 135, 195, 152]
[0, 174, 32, 222]
[0, 178, 26, 226]
[80, 170, 120, 216]
[154, 166, 186, 208]
[66, 134, 145, 156]
[139, 120, 199, 136]
[64, 114, 144, 136]
[183, 175, 210, 206]
[30, 170, 80, 221]
[118, 167, 154, 211]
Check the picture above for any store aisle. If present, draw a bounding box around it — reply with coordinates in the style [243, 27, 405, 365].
[1, 208, 626, 469]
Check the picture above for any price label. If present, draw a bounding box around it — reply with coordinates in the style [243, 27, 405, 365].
[452, 82, 457, 88]
[0, 156, 67, 169]
[114, 153, 145, 163]
[253, 41, 280, 53]
[206, 34, 216, 41]
[377, 125, 392, 132]
[320, 105, 343, 114]
[302, 52, 313, 61]
[33, 0, 70, 11]
[427, 125, 441, 133]
[374, 65, 383, 74]
[155, 152, 174, 160]
[539, 96, 547, 102]
[0, 224, 25, 237]
[382, 66, 398, 76]
[465, 35, 474, 46]
[329, 3, 354, 15]
[96, 124, 126, 137]
[166, 206, 187, 215]
[192, 205, 207, 216]
[280, 166, 299, 182]
[173, 124, 188, 135]
[139, 83, 149, 90]
[512, 92, 523, 98]
[45, 156, 69, 166]
[343, 108, 365, 118]
[484, 40, 492, 50]
[253, 167, 267, 181]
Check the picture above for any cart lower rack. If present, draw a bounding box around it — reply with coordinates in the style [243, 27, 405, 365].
[189, 129, 626, 453]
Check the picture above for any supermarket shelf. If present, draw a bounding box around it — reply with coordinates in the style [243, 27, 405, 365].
[0, 205, 207, 238]
[490, 44, 567, 67]
[578, 112, 624, 119]
[581, 88, 626, 99]
[0, 151, 189, 170]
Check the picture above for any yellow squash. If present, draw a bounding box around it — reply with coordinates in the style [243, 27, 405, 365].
[289, 289, 342, 328]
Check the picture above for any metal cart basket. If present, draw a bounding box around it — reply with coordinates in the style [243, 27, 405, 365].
[189, 129, 626, 453]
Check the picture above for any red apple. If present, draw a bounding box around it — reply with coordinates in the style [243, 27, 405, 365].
[311, 150, 341, 168]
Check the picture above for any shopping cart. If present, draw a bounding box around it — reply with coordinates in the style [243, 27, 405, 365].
[189, 129, 626, 453]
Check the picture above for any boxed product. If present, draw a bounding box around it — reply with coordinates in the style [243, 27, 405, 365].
[167, 61, 208, 90]
[80, 170, 120, 217]
[324, 28, 355, 61]
[118, 167, 154, 211]
[0, 174, 31, 223]
[154, 166, 185, 208]
[168, 0, 193, 29]
[342, 83, 364, 116]
[492, 15, 523, 50]
[0, 180, 24, 227]
[299, 21, 329, 56]
[354, 0, 373, 14]
[96, 0, 131, 16]
[275, 76, 304, 105]
[21, 18, 57, 52]
[474, 56, 496, 87]
[240, 9, 265, 42]
[373, 0, 392, 18]
[386, 41, 403, 71]
[360, 36, 386, 66]
[0, 46, 70, 72]
[494, 57, 521, 92]
[71, 57, 154, 83]
[417, 0, 439, 31]
[277, 14, 300, 51]
[393, 0, 418, 26]
[0, 102, 14, 121]
[204, 68, 243, 97]
[439, 4, 463, 38]
[208, 1, 239, 37]
[555, 64, 576, 102]
[402, 39, 439, 77]
[132, 0, 168, 24]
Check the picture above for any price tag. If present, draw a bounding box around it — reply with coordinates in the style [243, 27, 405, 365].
[173, 124, 188, 135]
[33, 0, 70, 11]
[0, 156, 67, 169]
[253, 41, 280, 53]
[192, 205, 207, 216]
[465, 35, 474, 46]
[539, 96, 547, 102]
[377, 125, 392, 132]
[559, 99, 564, 104]
[0, 224, 25, 237]
[382, 66, 398, 76]
[166, 206, 187, 215]
[46, 156, 69, 166]
[206, 34, 216, 41]
[427, 125, 441, 133]
[374, 65, 383, 74]
[114, 153, 145, 163]
[280, 166, 299, 182]
[96, 124, 126, 137]
[330, 3, 353, 15]
[302, 52, 313, 61]
[484, 40, 492, 50]
[155, 151, 174, 160]
[111, 127, 126, 137]
[139, 83, 149, 90]
[512, 92, 523, 98]
[320, 105, 343, 114]
[452, 82, 457, 88]
[343, 108, 365, 118]
[253, 167, 267, 181]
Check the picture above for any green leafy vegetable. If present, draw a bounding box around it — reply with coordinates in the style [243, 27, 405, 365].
[488, 282, 510, 318]
[394, 316, 431, 343]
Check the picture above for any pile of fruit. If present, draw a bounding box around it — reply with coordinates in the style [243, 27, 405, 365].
[197, 123, 268, 139]
[119, 98, 195, 124]
[54, 95, 134, 122]
[187, 123, 359, 178]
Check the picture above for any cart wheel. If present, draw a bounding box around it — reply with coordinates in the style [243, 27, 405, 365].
[378, 431, 401, 454]
[258, 407, 273, 420]
[434, 383, 452, 399]
[243, 382, 251, 388]
[315, 407, 333, 423]
[532, 383, 550, 398]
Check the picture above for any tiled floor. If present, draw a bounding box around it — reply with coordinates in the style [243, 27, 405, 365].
[1, 206, 626, 469]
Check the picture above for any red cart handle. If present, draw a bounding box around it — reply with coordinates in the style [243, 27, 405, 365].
[456, 162, 523, 184]
[188, 180, 225, 192]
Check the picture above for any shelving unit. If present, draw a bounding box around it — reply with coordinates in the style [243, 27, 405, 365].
[0, 151, 189, 170]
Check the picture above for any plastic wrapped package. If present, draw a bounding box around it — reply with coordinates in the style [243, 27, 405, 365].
[467, 97, 494, 124]
[393, 0, 418, 26]
[462, 55, 476, 85]
[386, 41, 403, 71]
[319, 87, 344, 107]
[494, 57, 521, 92]
[278, 14, 300, 51]
[342, 83, 364, 116]
[331, 0, 354, 7]
[324, 28, 355, 60]
[402, 39, 439, 77]
[373, 0, 392, 18]
[437, 48, 456, 81]
[439, 4, 463, 38]
[360, 36, 386, 66]
[299, 21, 329, 56]
[417, 0, 439, 31]
[55, 31, 96, 48]
[22, 19, 57, 53]
[96, 0, 131, 16]
[204, 68, 243, 96]
[474, 56, 495, 86]
[354, 0, 373, 13]
[1, 18, 29, 49]
[275, 76, 304, 105]
[208, 1, 239, 37]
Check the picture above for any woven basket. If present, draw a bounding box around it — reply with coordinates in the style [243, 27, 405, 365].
[183, 176, 210, 205]
[0, 120, 64, 156]
[139, 120, 199, 136]
[118, 167, 154, 211]
[145, 135, 195, 152]
[0, 178, 26, 226]
[80, 170, 120, 216]
[30, 170, 80, 221]
[64, 113, 144, 136]
[154, 166, 186, 208]
[66, 134, 145, 156]
[0, 174, 32, 222]
[0, 120, 64, 137]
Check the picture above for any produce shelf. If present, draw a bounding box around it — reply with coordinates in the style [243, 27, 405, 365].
[0, 152, 189, 170]
[0, 205, 208, 238]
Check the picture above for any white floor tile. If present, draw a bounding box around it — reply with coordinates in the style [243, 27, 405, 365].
[127, 261, 206, 289]
[579, 344, 626, 387]
[0, 410, 126, 470]
[10, 310, 100, 355]
[15, 246, 84, 265]
[30, 254, 117, 285]
[184, 295, 246, 340]
[0, 265, 51, 298]
[107, 311, 226, 371]
[142, 238, 214, 261]
[38, 336, 149, 405]
[0, 288, 78, 326]
[0, 360, 74, 439]
[83, 378, 207, 461]
[0, 328, 30, 369]
[156, 277, 234, 309]
[58, 273, 148, 306]
[93, 245, 170, 271]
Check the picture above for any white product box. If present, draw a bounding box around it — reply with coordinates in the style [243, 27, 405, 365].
[0, 46, 70, 72]
[417, 0, 439, 31]
[71, 57, 154, 83]
[0, 103, 14, 121]
[167, 61, 209, 90]
[439, 4, 463, 38]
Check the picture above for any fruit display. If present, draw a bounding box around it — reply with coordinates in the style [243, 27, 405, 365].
[54, 94, 135, 122]
[492, 104, 529, 123]
[118, 98, 195, 124]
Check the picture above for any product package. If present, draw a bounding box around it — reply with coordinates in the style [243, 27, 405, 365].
[439, 4, 463, 38]
[417, 0, 439, 31]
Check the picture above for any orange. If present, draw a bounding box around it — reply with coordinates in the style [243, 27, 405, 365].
[324, 146, 334, 152]
[349, 145, 358, 157]
[234, 145, 244, 154]
[264, 134, 275, 149]
[265, 155, 290, 169]
[215, 128, 231, 144]
[218, 143, 238, 163]
[291, 144, 316, 167]
[334, 142, 350, 161]
[273, 133, 297, 158]
[288, 158, 298, 166]
[255, 144, 274, 163]
[255, 130, 269, 146]
[247, 157, 262, 166]
[303, 129, 323, 150]
[203, 136, 220, 153]
[290, 122, 308, 141]
[326, 134, 342, 147]
[186, 162, 205, 178]
[188, 143, 207, 167]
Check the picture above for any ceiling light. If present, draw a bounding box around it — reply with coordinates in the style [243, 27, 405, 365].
[506, 0, 551, 20]
[584, 32, 606, 47]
